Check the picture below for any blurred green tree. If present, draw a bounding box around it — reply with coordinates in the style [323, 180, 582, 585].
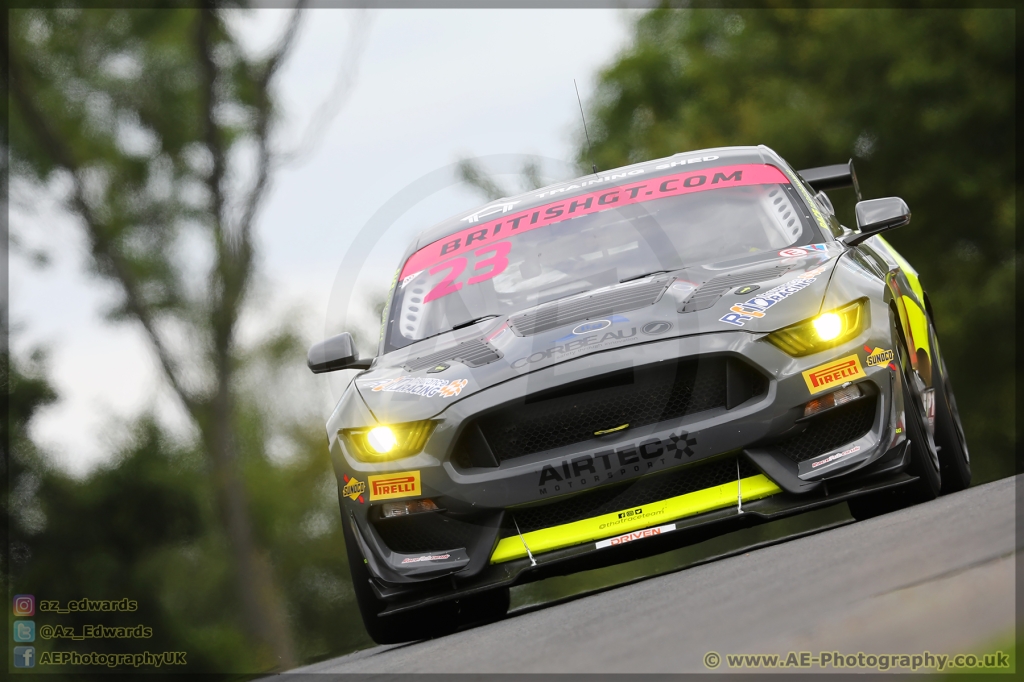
[3, 5, 323, 667]
[582, 7, 1015, 483]
[3, 340, 371, 673]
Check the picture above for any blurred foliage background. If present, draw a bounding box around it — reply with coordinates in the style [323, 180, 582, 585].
[3, 5, 1015, 675]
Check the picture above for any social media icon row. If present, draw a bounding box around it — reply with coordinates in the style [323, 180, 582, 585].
[14, 594, 35, 616]
[15, 620, 36, 642]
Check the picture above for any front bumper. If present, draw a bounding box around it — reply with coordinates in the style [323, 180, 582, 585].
[329, 321, 909, 605]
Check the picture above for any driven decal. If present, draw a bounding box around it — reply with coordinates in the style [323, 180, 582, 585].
[537, 430, 697, 494]
[341, 474, 366, 504]
[811, 445, 861, 469]
[719, 265, 829, 327]
[401, 554, 451, 564]
[802, 355, 867, 394]
[368, 471, 421, 501]
[400, 164, 790, 278]
[864, 345, 896, 370]
[595, 523, 677, 549]
[360, 377, 468, 398]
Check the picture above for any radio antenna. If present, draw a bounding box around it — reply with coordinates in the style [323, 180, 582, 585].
[574, 78, 598, 176]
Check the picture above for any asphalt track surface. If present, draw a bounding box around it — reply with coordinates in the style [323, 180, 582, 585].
[291, 475, 1018, 674]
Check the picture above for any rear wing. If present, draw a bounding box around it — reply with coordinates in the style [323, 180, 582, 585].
[798, 159, 862, 202]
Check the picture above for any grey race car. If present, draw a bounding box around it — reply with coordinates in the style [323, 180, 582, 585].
[308, 145, 971, 643]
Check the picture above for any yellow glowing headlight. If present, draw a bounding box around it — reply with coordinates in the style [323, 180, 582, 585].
[812, 313, 843, 341]
[341, 421, 436, 462]
[366, 426, 397, 453]
[766, 299, 868, 357]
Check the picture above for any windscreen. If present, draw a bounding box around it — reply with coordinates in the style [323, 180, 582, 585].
[385, 164, 818, 351]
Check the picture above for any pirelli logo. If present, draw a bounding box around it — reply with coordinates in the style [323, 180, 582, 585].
[802, 354, 866, 394]
[367, 471, 421, 501]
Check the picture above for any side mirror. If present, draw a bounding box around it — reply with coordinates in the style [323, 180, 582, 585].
[842, 197, 911, 246]
[307, 333, 372, 373]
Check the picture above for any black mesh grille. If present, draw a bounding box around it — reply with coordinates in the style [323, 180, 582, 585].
[372, 513, 480, 554]
[474, 357, 766, 463]
[403, 339, 502, 372]
[508, 278, 669, 336]
[504, 456, 761, 536]
[681, 266, 792, 312]
[771, 397, 877, 464]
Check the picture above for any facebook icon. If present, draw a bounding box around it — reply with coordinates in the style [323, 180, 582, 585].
[14, 645, 35, 668]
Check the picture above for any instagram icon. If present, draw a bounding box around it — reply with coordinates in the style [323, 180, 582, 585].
[13, 595, 35, 616]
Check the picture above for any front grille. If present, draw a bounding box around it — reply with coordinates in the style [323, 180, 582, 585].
[469, 357, 767, 463]
[503, 456, 761, 536]
[372, 513, 480, 554]
[508, 278, 669, 336]
[681, 266, 792, 312]
[771, 397, 877, 464]
[403, 339, 502, 372]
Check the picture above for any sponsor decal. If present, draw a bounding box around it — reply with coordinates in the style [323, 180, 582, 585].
[653, 155, 719, 170]
[537, 430, 697, 493]
[779, 247, 807, 257]
[341, 474, 366, 504]
[572, 319, 612, 335]
[802, 355, 867, 394]
[401, 554, 451, 564]
[360, 377, 468, 398]
[807, 243, 828, 252]
[438, 379, 468, 397]
[401, 164, 790, 278]
[811, 445, 861, 469]
[734, 285, 760, 295]
[368, 471, 421, 501]
[460, 200, 520, 224]
[512, 327, 639, 369]
[864, 345, 896, 370]
[719, 265, 829, 327]
[642, 321, 672, 335]
[595, 523, 677, 549]
[555, 314, 629, 344]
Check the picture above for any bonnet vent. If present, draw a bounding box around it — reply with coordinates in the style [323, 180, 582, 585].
[509, 278, 670, 336]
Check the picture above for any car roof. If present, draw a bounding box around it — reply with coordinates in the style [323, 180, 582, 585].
[404, 145, 786, 261]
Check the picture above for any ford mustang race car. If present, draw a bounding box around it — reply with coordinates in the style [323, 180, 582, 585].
[308, 145, 971, 643]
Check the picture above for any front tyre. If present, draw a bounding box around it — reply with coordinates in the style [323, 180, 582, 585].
[933, 346, 971, 493]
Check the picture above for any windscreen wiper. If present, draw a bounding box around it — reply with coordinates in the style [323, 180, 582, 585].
[619, 270, 672, 283]
[451, 314, 500, 330]
[409, 315, 501, 345]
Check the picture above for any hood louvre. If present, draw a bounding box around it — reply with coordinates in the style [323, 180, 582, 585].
[402, 339, 502, 372]
[509, 277, 670, 336]
[681, 265, 793, 312]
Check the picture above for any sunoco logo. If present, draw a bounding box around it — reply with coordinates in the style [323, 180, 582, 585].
[572, 320, 612, 335]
